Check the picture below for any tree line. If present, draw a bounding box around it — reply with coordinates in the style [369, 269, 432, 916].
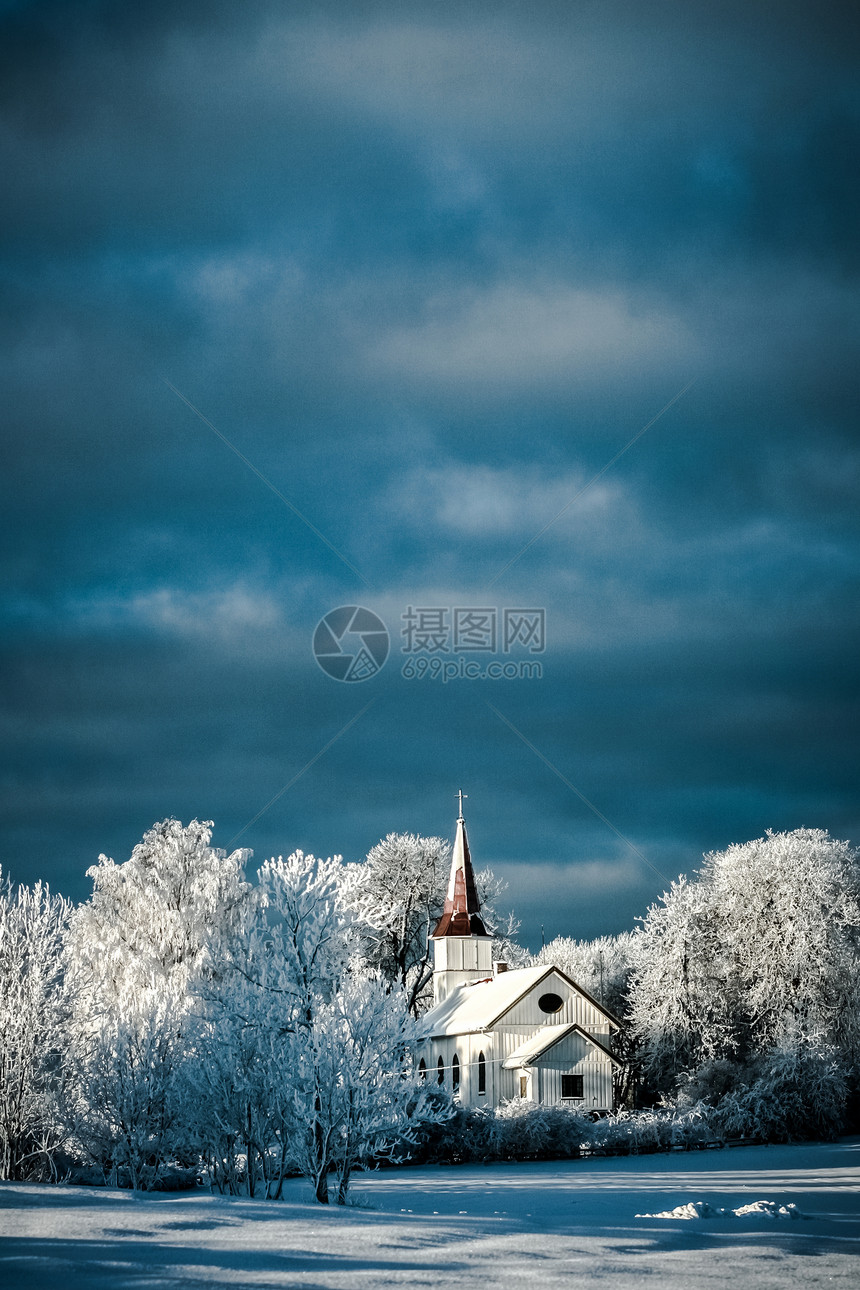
[1, 822, 858, 1197]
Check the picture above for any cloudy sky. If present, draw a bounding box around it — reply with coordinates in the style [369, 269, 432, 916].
[2, 0, 858, 946]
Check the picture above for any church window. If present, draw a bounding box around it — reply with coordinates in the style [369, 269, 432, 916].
[539, 991, 564, 1014]
[478, 1051, 486, 1094]
[418, 1058, 427, 1080]
[562, 1074, 584, 1099]
[452, 1054, 460, 1092]
[437, 1056, 445, 1085]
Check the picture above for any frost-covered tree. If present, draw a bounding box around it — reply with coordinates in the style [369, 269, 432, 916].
[629, 829, 860, 1120]
[75, 993, 187, 1191]
[187, 851, 344, 1199]
[257, 849, 363, 1203]
[291, 977, 451, 1204]
[257, 851, 351, 1012]
[702, 829, 860, 1063]
[192, 848, 452, 1204]
[0, 872, 72, 1180]
[68, 819, 250, 1005]
[341, 834, 450, 1015]
[185, 901, 299, 1197]
[628, 875, 736, 1093]
[65, 820, 251, 1188]
[712, 1034, 849, 1142]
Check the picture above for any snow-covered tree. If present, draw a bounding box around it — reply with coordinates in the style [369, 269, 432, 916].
[702, 829, 860, 1063]
[65, 820, 251, 1188]
[0, 872, 72, 1180]
[629, 830, 860, 1115]
[67, 819, 250, 1006]
[713, 1034, 849, 1142]
[191, 848, 452, 1204]
[255, 849, 357, 1203]
[341, 834, 450, 1015]
[186, 851, 345, 1199]
[74, 993, 187, 1191]
[290, 977, 451, 1204]
[185, 909, 299, 1197]
[256, 850, 351, 1012]
[628, 875, 736, 1093]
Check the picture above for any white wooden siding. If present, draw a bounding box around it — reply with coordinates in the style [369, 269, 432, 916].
[531, 1031, 613, 1109]
[419, 1026, 613, 1110]
[498, 971, 611, 1033]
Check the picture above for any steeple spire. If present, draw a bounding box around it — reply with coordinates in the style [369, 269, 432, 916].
[431, 793, 488, 938]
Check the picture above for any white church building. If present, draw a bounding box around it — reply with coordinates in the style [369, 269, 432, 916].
[417, 801, 621, 1112]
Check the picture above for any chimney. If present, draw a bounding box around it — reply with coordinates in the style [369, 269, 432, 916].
[493, 961, 508, 976]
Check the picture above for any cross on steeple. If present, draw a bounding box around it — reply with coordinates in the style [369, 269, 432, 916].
[457, 789, 467, 820]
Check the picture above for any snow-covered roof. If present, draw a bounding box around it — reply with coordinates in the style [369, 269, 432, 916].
[419, 964, 552, 1038]
[419, 963, 622, 1040]
[502, 1023, 622, 1068]
[502, 1023, 577, 1068]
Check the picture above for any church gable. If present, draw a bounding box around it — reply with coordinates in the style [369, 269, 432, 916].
[502, 1024, 621, 1071]
[533, 1030, 601, 1071]
[491, 967, 615, 1035]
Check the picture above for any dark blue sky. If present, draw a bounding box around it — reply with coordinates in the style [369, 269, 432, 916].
[1, 0, 858, 946]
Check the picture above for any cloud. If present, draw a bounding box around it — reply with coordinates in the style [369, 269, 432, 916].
[388, 459, 620, 540]
[0, 0, 857, 939]
[128, 585, 284, 638]
[486, 858, 660, 947]
[369, 283, 694, 392]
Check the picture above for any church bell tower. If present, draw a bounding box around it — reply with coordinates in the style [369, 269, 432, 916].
[430, 792, 493, 1003]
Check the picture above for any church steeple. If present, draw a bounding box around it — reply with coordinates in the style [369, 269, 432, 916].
[431, 796, 488, 938]
[430, 792, 493, 1002]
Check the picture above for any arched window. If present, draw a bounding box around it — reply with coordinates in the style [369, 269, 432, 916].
[478, 1051, 486, 1094]
[418, 1058, 427, 1081]
[452, 1054, 460, 1092]
[437, 1056, 445, 1086]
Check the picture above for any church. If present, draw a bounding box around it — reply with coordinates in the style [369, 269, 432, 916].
[417, 799, 621, 1111]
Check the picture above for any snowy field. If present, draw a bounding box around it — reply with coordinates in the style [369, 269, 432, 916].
[1, 1139, 859, 1289]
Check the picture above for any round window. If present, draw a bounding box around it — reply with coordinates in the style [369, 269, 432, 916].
[538, 991, 564, 1014]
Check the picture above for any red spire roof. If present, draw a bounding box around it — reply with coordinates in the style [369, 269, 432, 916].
[431, 805, 489, 938]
